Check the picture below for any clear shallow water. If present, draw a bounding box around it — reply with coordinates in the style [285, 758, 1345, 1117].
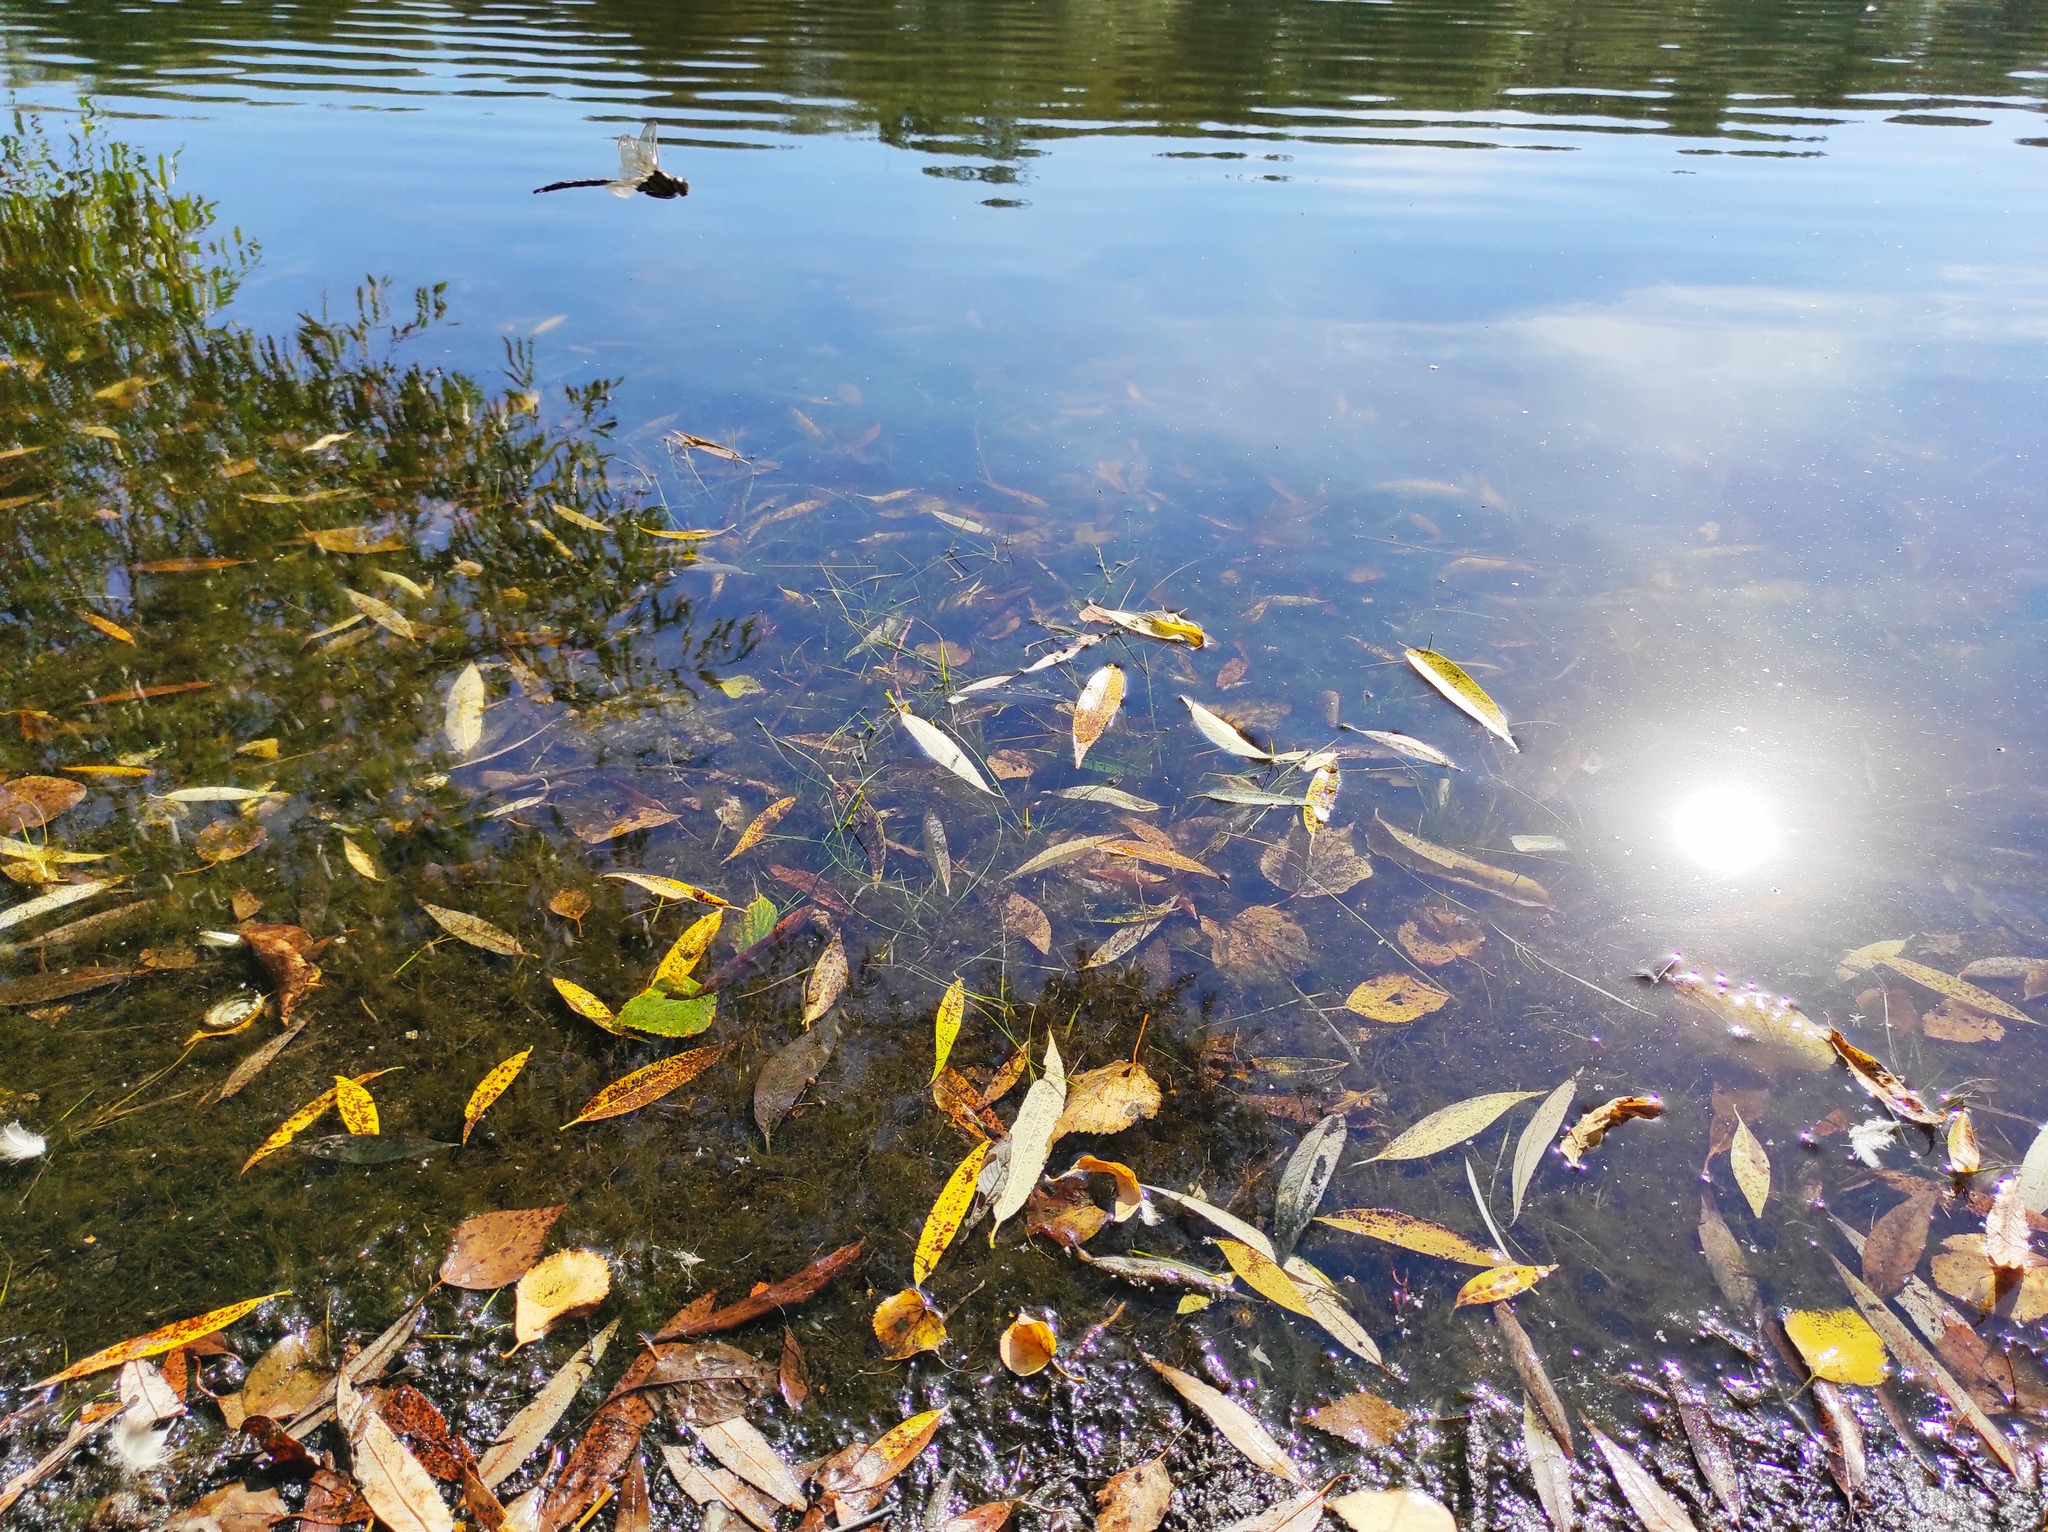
[2, 1, 2048, 1527]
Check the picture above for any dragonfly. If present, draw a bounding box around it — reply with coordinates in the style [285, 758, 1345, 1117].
[534, 121, 688, 199]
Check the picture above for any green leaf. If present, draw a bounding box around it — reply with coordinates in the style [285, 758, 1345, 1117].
[740, 894, 777, 949]
[616, 987, 718, 1037]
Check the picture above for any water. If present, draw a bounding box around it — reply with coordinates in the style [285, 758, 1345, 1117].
[2, 0, 2047, 1526]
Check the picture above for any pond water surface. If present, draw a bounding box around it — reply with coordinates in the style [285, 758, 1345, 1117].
[3, 1, 2048, 1529]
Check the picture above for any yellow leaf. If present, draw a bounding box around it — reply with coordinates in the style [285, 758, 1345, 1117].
[724, 796, 795, 862]
[1071, 664, 1125, 769]
[514, 1249, 611, 1347]
[334, 1075, 380, 1135]
[37, 1291, 291, 1385]
[804, 932, 848, 1026]
[1344, 973, 1451, 1024]
[242, 1069, 397, 1172]
[931, 978, 966, 1084]
[1730, 1111, 1770, 1217]
[1079, 603, 1209, 648]
[1302, 763, 1340, 832]
[463, 1048, 532, 1144]
[1875, 954, 2033, 1026]
[1215, 1239, 1315, 1316]
[552, 977, 621, 1032]
[873, 1288, 947, 1360]
[79, 611, 135, 644]
[303, 524, 406, 554]
[651, 910, 724, 991]
[341, 837, 381, 881]
[343, 587, 418, 641]
[1454, 1263, 1557, 1307]
[998, 1315, 1058, 1376]
[562, 1043, 728, 1126]
[1403, 647, 1516, 751]
[602, 871, 733, 908]
[1826, 1029, 1944, 1126]
[914, 1140, 992, 1286]
[1316, 1209, 1502, 1266]
[1784, 1307, 1890, 1385]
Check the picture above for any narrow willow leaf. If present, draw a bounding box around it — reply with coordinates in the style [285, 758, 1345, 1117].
[724, 796, 795, 862]
[476, 1321, 617, 1489]
[38, 1291, 291, 1385]
[804, 931, 848, 1026]
[1284, 1256, 1383, 1365]
[1216, 1239, 1315, 1316]
[1346, 728, 1460, 770]
[80, 610, 135, 644]
[1144, 1183, 1277, 1260]
[1146, 1357, 1304, 1484]
[242, 1069, 396, 1171]
[463, 1048, 532, 1144]
[1511, 1080, 1576, 1225]
[1403, 646, 1516, 751]
[1369, 1090, 1540, 1162]
[1730, 1112, 1770, 1217]
[931, 977, 966, 1083]
[445, 662, 485, 755]
[992, 1036, 1066, 1226]
[551, 977, 620, 1032]
[420, 902, 530, 957]
[1874, 954, 2033, 1026]
[563, 1044, 728, 1127]
[2018, 1121, 2048, 1215]
[602, 872, 734, 908]
[1071, 663, 1126, 768]
[1051, 785, 1159, 812]
[0, 878, 118, 933]
[334, 1075, 380, 1135]
[1523, 1397, 1576, 1532]
[897, 708, 999, 795]
[923, 808, 952, 894]
[344, 587, 419, 642]
[1273, 1113, 1346, 1263]
[1455, 1263, 1557, 1307]
[1317, 1209, 1501, 1266]
[1365, 816, 1551, 908]
[1079, 604, 1209, 648]
[650, 910, 723, 991]
[1011, 834, 1115, 878]
[1179, 695, 1271, 759]
[914, 1139, 992, 1286]
[1588, 1427, 1696, 1532]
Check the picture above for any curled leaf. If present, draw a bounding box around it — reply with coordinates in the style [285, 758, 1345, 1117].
[1559, 1096, 1663, 1168]
[1080, 604, 1208, 647]
[514, 1249, 611, 1347]
[873, 1288, 947, 1360]
[998, 1315, 1058, 1376]
[1827, 1029, 1943, 1126]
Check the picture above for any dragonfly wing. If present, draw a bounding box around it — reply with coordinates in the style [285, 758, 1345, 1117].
[606, 178, 639, 198]
[615, 123, 659, 182]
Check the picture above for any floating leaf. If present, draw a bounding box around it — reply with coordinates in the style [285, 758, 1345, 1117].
[1273, 1114, 1346, 1263]
[1827, 1029, 1943, 1126]
[915, 1139, 992, 1285]
[1350, 729, 1459, 770]
[1215, 1239, 1314, 1316]
[336, 1370, 455, 1532]
[602, 872, 733, 909]
[513, 1248, 611, 1346]
[1100, 838, 1225, 881]
[1455, 1263, 1557, 1306]
[1308, 1391, 1411, 1449]
[341, 837, 382, 881]
[999, 1315, 1058, 1376]
[873, 1288, 947, 1360]
[804, 930, 849, 1025]
[195, 818, 267, 866]
[2019, 1121, 2048, 1215]
[476, 1321, 615, 1490]
[38, 1291, 291, 1385]
[563, 1044, 728, 1126]
[615, 988, 717, 1038]
[1072, 664, 1126, 769]
[1523, 1396, 1575, 1532]
[1784, 1307, 1889, 1385]
[1559, 1095, 1663, 1168]
[1080, 603, 1208, 647]
[1588, 1427, 1694, 1532]
[420, 902, 530, 957]
[463, 1048, 531, 1144]
[343, 587, 419, 641]
[1511, 1080, 1576, 1225]
[334, 1075, 380, 1135]
[932, 978, 967, 1083]
[1875, 955, 2031, 1025]
[242, 1070, 396, 1171]
[1180, 696, 1270, 759]
[1985, 1175, 2034, 1272]
[1096, 1459, 1173, 1532]
[1369, 1090, 1539, 1162]
[1729, 1112, 1770, 1217]
[1345, 973, 1451, 1025]
[1365, 815, 1549, 907]
[1404, 647, 1516, 751]
[439, 1204, 565, 1290]
[1329, 1490, 1455, 1532]
[551, 977, 620, 1032]
[1051, 1060, 1161, 1142]
[897, 707, 999, 795]
[725, 796, 795, 862]
[650, 910, 724, 991]
[1317, 1209, 1501, 1266]
[993, 1036, 1068, 1226]
[444, 662, 485, 755]
[1302, 764, 1340, 832]
[1145, 1357, 1303, 1484]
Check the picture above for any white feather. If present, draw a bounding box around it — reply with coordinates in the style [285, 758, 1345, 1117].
[0, 1121, 46, 1162]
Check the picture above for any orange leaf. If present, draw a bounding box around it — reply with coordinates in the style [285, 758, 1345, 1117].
[562, 1044, 728, 1127]
[38, 1291, 290, 1385]
[724, 796, 796, 862]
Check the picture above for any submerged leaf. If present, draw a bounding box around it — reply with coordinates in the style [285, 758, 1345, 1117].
[1404, 647, 1516, 751]
[1365, 815, 1549, 907]
[344, 587, 419, 641]
[1146, 1357, 1303, 1484]
[1875, 955, 2032, 1026]
[514, 1249, 610, 1346]
[804, 931, 849, 1025]
[1511, 1080, 1576, 1225]
[1273, 1113, 1347, 1263]
[420, 902, 530, 957]
[1827, 1029, 1943, 1126]
[1345, 973, 1451, 1025]
[1317, 1209, 1501, 1266]
[932, 977, 967, 1083]
[1003, 892, 1054, 955]
[1729, 1112, 1770, 1217]
[444, 662, 486, 755]
[754, 1014, 841, 1147]
[898, 708, 999, 795]
[724, 796, 795, 862]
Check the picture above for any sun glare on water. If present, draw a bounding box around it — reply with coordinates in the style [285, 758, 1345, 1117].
[1672, 783, 1783, 877]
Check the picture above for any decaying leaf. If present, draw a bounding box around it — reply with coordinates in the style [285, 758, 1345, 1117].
[336, 1369, 454, 1532]
[1396, 907, 1485, 966]
[993, 1036, 1067, 1226]
[242, 1070, 396, 1171]
[1404, 646, 1516, 751]
[1329, 1489, 1456, 1532]
[1984, 1175, 2035, 1273]
[343, 587, 419, 642]
[1559, 1096, 1663, 1168]
[1827, 1029, 1943, 1126]
[420, 902, 530, 957]
[564, 1044, 728, 1127]
[873, 1288, 947, 1359]
[754, 1014, 841, 1147]
[931, 977, 967, 1083]
[1259, 824, 1372, 897]
[1345, 973, 1451, 1025]
[725, 796, 795, 862]
[1729, 1112, 1770, 1217]
[1923, 999, 2005, 1044]
[462, 1049, 531, 1144]
[1862, 1186, 1937, 1297]
[1523, 1397, 1575, 1532]
[1512, 1080, 1575, 1225]
[1214, 905, 1312, 980]
[1366, 815, 1549, 907]
[1784, 1308, 1889, 1385]
[916, 1140, 993, 1285]
[440, 1205, 566, 1290]
[1369, 1090, 1540, 1162]
[1096, 1458, 1173, 1532]
[1587, 1427, 1695, 1532]
[1273, 1113, 1346, 1262]
[1002, 892, 1053, 955]
[604, 872, 733, 909]
[196, 819, 267, 866]
[804, 931, 849, 1025]
[513, 1249, 610, 1347]
[37, 1291, 290, 1386]
[1874, 954, 2032, 1026]
[1072, 664, 1126, 768]
[999, 1314, 1058, 1376]
[334, 1075, 380, 1135]
[1146, 1357, 1304, 1484]
[1081, 604, 1208, 647]
[1455, 1263, 1557, 1307]
[1948, 1110, 1981, 1174]
[1051, 1060, 1161, 1142]
[444, 662, 485, 755]
[1302, 764, 1340, 832]
[0, 775, 87, 830]
[691, 1417, 805, 1509]
[1307, 1390, 1411, 1449]
[898, 707, 999, 795]
[1317, 1209, 1501, 1266]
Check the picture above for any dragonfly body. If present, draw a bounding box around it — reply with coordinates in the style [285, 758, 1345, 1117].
[535, 121, 688, 199]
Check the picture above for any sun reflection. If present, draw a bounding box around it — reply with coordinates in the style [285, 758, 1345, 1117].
[1672, 783, 1782, 876]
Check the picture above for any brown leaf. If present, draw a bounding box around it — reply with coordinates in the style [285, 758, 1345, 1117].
[653, 1241, 864, 1341]
[378, 1384, 477, 1480]
[239, 921, 326, 1024]
[1096, 1458, 1173, 1532]
[1213, 905, 1311, 980]
[566, 780, 679, 844]
[1828, 1029, 1944, 1126]
[933, 1067, 1008, 1140]
[1050, 1060, 1162, 1142]
[753, 1015, 840, 1147]
[439, 1206, 566, 1290]
[196, 819, 269, 866]
[0, 775, 86, 830]
[766, 863, 853, 915]
[1922, 998, 2006, 1044]
[1559, 1095, 1663, 1167]
[168, 1482, 290, 1532]
[547, 888, 590, 923]
[1258, 823, 1372, 898]
[1862, 1187, 1938, 1297]
[1023, 1178, 1109, 1249]
[1306, 1390, 1411, 1449]
[1395, 907, 1485, 966]
[1003, 892, 1052, 955]
[778, 1329, 808, 1410]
